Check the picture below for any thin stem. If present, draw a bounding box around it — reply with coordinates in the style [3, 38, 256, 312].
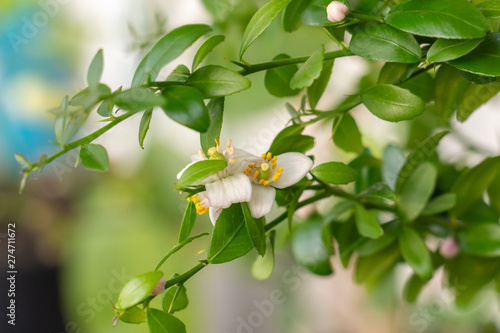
[349, 12, 385, 23]
[153, 233, 208, 272]
[164, 261, 208, 289]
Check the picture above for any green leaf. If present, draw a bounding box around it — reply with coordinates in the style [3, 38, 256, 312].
[458, 223, 500, 257]
[116, 271, 164, 310]
[177, 160, 227, 187]
[448, 33, 500, 76]
[96, 100, 113, 117]
[330, 217, 360, 268]
[200, 97, 224, 154]
[308, 59, 334, 109]
[403, 274, 427, 303]
[396, 131, 449, 193]
[268, 134, 314, 156]
[166, 64, 190, 82]
[87, 49, 103, 87]
[139, 109, 153, 149]
[208, 204, 253, 264]
[192, 35, 225, 70]
[291, 218, 333, 276]
[120, 306, 146, 324]
[354, 204, 383, 239]
[54, 96, 70, 145]
[252, 232, 275, 280]
[147, 308, 186, 333]
[460, 71, 496, 85]
[422, 193, 456, 215]
[265, 54, 300, 97]
[161, 86, 209, 132]
[241, 202, 266, 256]
[70, 83, 111, 109]
[434, 65, 470, 119]
[113, 88, 166, 113]
[355, 224, 398, 256]
[355, 244, 400, 283]
[283, 0, 312, 32]
[290, 45, 324, 90]
[162, 280, 188, 313]
[357, 183, 397, 202]
[350, 24, 422, 63]
[178, 201, 197, 243]
[311, 161, 356, 185]
[382, 144, 405, 191]
[301, 0, 349, 26]
[398, 228, 433, 280]
[332, 113, 363, 153]
[79, 144, 109, 172]
[385, 0, 488, 39]
[488, 171, 500, 214]
[399, 72, 435, 103]
[457, 80, 500, 122]
[398, 162, 437, 222]
[377, 63, 416, 85]
[131, 24, 212, 86]
[361, 84, 425, 122]
[186, 65, 251, 98]
[239, 0, 292, 59]
[476, 1, 500, 19]
[427, 38, 483, 63]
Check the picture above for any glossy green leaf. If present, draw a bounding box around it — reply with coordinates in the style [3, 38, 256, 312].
[79, 144, 109, 172]
[116, 271, 164, 310]
[435, 65, 470, 118]
[265, 54, 300, 97]
[192, 35, 225, 70]
[403, 274, 427, 303]
[399, 72, 435, 102]
[290, 45, 324, 90]
[283, 0, 312, 32]
[208, 204, 253, 264]
[357, 182, 397, 202]
[119, 306, 146, 324]
[448, 33, 500, 76]
[113, 88, 166, 113]
[354, 204, 383, 239]
[377, 63, 415, 85]
[355, 244, 400, 283]
[252, 232, 275, 280]
[166, 64, 190, 82]
[87, 49, 103, 87]
[458, 223, 500, 257]
[268, 134, 314, 156]
[422, 193, 456, 215]
[70, 83, 111, 109]
[476, 1, 500, 19]
[350, 24, 422, 63]
[301, 0, 349, 26]
[242, 202, 266, 256]
[399, 163, 437, 222]
[177, 159, 227, 187]
[239, 0, 292, 59]
[162, 278, 188, 313]
[186, 65, 251, 98]
[311, 161, 357, 185]
[161, 86, 209, 132]
[178, 201, 197, 243]
[427, 38, 483, 63]
[460, 71, 496, 85]
[308, 59, 333, 109]
[457, 80, 500, 121]
[132, 24, 212, 86]
[333, 113, 363, 153]
[382, 144, 405, 191]
[386, 0, 488, 39]
[398, 228, 433, 280]
[138, 109, 153, 149]
[291, 218, 333, 276]
[200, 97, 224, 154]
[361, 84, 425, 122]
[147, 308, 186, 333]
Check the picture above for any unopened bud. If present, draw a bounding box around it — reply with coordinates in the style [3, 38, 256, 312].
[439, 237, 460, 259]
[150, 276, 166, 296]
[326, 1, 349, 23]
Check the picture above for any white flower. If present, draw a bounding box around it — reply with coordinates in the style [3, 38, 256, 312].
[326, 1, 349, 23]
[243, 151, 313, 218]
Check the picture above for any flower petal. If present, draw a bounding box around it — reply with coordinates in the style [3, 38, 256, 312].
[209, 207, 222, 225]
[229, 148, 262, 173]
[272, 152, 313, 189]
[205, 173, 252, 209]
[248, 184, 276, 218]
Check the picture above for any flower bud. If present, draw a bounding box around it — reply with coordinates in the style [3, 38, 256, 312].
[326, 1, 349, 23]
[439, 237, 460, 259]
[149, 276, 166, 296]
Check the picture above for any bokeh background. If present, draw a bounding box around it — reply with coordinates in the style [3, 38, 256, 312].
[1, 0, 500, 332]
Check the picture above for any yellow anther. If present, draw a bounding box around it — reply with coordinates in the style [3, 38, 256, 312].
[263, 180, 270, 186]
[189, 194, 198, 202]
[248, 164, 254, 168]
[277, 168, 284, 172]
[272, 162, 277, 169]
[259, 179, 265, 184]
[266, 152, 272, 160]
[226, 139, 231, 150]
[271, 156, 277, 163]
[261, 154, 266, 159]
[261, 163, 269, 172]
[244, 168, 252, 176]
[207, 147, 217, 156]
[229, 158, 235, 163]
[253, 170, 260, 180]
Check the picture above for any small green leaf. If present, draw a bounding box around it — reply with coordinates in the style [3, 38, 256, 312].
[116, 271, 164, 310]
[161, 86, 210, 132]
[96, 100, 113, 117]
[14, 154, 29, 168]
[350, 24, 422, 63]
[178, 201, 197, 243]
[399, 72, 435, 103]
[382, 144, 405, 191]
[162, 279, 189, 313]
[290, 45, 324, 90]
[265, 54, 300, 97]
[333, 113, 363, 153]
[356, 224, 398, 256]
[70, 83, 111, 109]
[435, 65, 470, 119]
[458, 223, 500, 257]
[448, 33, 500, 76]
[192, 35, 225, 70]
[427, 38, 483, 63]
[208, 204, 253, 264]
[403, 274, 427, 303]
[119, 306, 146, 324]
[166, 64, 190, 82]
[398, 228, 433, 280]
[252, 232, 275, 280]
[385, 0, 488, 39]
[377, 62, 415, 85]
[241, 202, 266, 256]
[361, 84, 425, 122]
[147, 308, 186, 333]
[355, 244, 400, 283]
[200, 98, 224, 154]
[283, 0, 312, 32]
[268, 134, 314, 156]
[357, 183, 397, 202]
[113, 88, 166, 113]
[476, 1, 500, 19]
[186, 65, 251, 98]
[457, 80, 500, 122]
[308, 59, 334, 109]
[239, 0, 292, 59]
[87, 49, 103, 87]
[79, 144, 109, 172]
[422, 193, 456, 216]
[301, 0, 350, 26]
[354, 204, 383, 239]
[311, 161, 356, 185]
[138, 109, 153, 149]
[177, 160, 227, 187]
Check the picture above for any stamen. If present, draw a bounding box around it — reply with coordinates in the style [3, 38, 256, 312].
[277, 168, 284, 172]
[229, 158, 235, 163]
[253, 170, 260, 180]
[259, 179, 265, 184]
[199, 149, 206, 158]
[244, 168, 252, 176]
[263, 180, 270, 186]
[266, 152, 272, 160]
[261, 154, 266, 159]
[207, 147, 217, 156]
[261, 163, 269, 172]
[271, 156, 277, 163]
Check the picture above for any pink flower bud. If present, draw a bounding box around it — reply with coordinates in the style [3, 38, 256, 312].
[150, 276, 166, 296]
[439, 237, 460, 259]
[326, 1, 349, 23]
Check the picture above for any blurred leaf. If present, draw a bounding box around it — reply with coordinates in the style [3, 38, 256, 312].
[186, 65, 251, 98]
[448, 33, 500, 76]
[301, 0, 349, 26]
[208, 204, 253, 264]
[476, 1, 500, 19]
[265, 54, 300, 97]
[399, 72, 435, 102]
[70, 83, 111, 109]
[79, 144, 109, 172]
[427, 38, 482, 63]
[132, 24, 212, 86]
[87, 49, 103, 87]
[200, 97, 224, 154]
[333, 113, 363, 153]
[435, 65, 470, 118]
[458, 223, 500, 257]
[201, 0, 236, 21]
[96, 100, 113, 117]
[166, 64, 190, 82]
[139, 109, 153, 149]
[457, 80, 500, 121]
[403, 274, 427, 303]
[239, 0, 292, 58]
[377, 63, 415, 85]
[178, 201, 197, 243]
[354, 204, 383, 239]
[385, 0, 488, 39]
[350, 24, 422, 63]
[361, 84, 424, 122]
[398, 228, 433, 280]
[311, 161, 356, 185]
[120, 306, 146, 324]
[290, 45, 324, 90]
[242, 202, 266, 256]
[54, 96, 70, 145]
[422, 193, 456, 215]
[177, 160, 227, 187]
[357, 183, 397, 202]
[399, 163, 437, 222]
[460, 71, 496, 85]
[114, 88, 166, 112]
[162, 279, 188, 313]
[162, 86, 209, 132]
[283, 0, 312, 32]
[252, 232, 276, 280]
[382, 144, 405, 191]
[356, 223, 398, 256]
[355, 243, 400, 283]
[330, 217, 360, 267]
[308, 59, 334, 109]
[117, 271, 164, 310]
[488, 171, 500, 214]
[147, 308, 186, 333]
[192, 35, 225, 70]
